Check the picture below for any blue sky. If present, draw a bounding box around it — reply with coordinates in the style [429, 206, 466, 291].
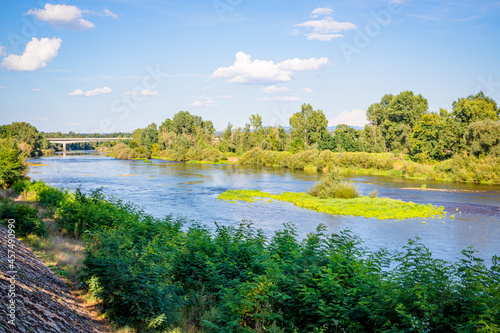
[0, 0, 499, 133]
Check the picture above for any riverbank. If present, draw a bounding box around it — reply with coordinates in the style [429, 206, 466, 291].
[102, 144, 500, 184]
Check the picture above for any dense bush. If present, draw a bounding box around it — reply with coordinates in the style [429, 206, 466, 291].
[0, 198, 47, 237]
[83, 215, 500, 332]
[308, 169, 360, 199]
[56, 187, 143, 238]
[12, 179, 68, 210]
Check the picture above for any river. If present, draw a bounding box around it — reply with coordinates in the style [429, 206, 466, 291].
[28, 152, 500, 266]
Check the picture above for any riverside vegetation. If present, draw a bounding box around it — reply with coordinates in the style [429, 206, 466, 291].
[2, 90, 500, 183]
[1, 180, 498, 332]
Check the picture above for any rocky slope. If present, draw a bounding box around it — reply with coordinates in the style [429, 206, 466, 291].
[0, 225, 106, 333]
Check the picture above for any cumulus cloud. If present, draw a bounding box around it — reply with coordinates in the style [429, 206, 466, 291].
[0, 43, 6, 56]
[69, 86, 112, 97]
[329, 109, 368, 127]
[210, 52, 329, 84]
[104, 9, 118, 19]
[188, 96, 218, 107]
[1, 37, 62, 71]
[278, 57, 329, 71]
[217, 95, 234, 99]
[295, 10, 356, 41]
[65, 122, 81, 126]
[303, 88, 314, 93]
[257, 96, 300, 102]
[32, 88, 42, 92]
[123, 89, 159, 96]
[262, 85, 291, 94]
[311, 7, 334, 18]
[25, 4, 95, 30]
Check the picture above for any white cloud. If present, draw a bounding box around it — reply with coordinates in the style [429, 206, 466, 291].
[37, 117, 49, 121]
[329, 109, 367, 127]
[104, 9, 118, 19]
[262, 85, 291, 94]
[303, 88, 314, 93]
[278, 57, 329, 71]
[202, 86, 211, 90]
[188, 96, 218, 107]
[0, 43, 5, 56]
[217, 95, 235, 99]
[311, 7, 334, 18]
[0, 86, 7, 90]
[25, 4, 95, 30]
[295, 17, 356, 34]
[123, 89, 159, 96]
[69, 86, 112, 97]
[1, 37, 62, 71]
[32, 88, 42, 92]
[295, 14, 356, 41]
[65, 122, 81, 126]
[307, 33, 343, 41]
[257, 96, 300, 102]
[210, 52, 330, 84]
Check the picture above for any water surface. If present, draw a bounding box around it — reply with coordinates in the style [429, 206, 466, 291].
[28, 152, 500, 265]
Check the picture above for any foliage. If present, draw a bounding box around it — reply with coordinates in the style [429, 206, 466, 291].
[12, 179, 68, 210]
[0, 122, 44, 156]
[289, 103, 328, 146]
[0, 138, 28, 187]
[56, 187, 144, 238]
[465, 119, 500, 157]
[0, 198, 47, 237]
[308, 169, 360, 199]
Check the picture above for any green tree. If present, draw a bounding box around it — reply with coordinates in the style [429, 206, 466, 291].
[410, 114, 442, 162]
[452, 91, 499, 124]
[289, 103, 328, 146]
[0, 122, 42, 156]
[465, 119, 500, 157]
[359, 125, 386, 153]
[368, 91, 428, 153]
[139, 123, 159, 151]
[0, 139, 28, 187]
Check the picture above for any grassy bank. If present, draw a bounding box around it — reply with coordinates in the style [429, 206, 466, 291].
[218, 189, 445, 220]
[1, 179, 498, 332]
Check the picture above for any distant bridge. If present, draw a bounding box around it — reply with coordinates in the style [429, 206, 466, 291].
[47, 138, 131, 153]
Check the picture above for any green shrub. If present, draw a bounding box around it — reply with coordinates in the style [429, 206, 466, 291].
[308, 169, 360, 199]
[368, 189, 379, 198]
[0, 199, 47, 237]
[56, 187, 143, 238]
[0, 139, 28, 187]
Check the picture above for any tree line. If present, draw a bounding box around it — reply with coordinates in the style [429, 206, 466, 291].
[1, 90, 499, 163]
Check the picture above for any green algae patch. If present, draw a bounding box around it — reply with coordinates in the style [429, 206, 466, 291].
[218, 189, 271, 203]
[218, 189, 445, 220]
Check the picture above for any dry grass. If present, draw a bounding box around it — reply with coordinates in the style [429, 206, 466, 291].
[23, 220, 85, 280]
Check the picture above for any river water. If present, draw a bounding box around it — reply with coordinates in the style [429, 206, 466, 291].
[28, 152, 500, 265]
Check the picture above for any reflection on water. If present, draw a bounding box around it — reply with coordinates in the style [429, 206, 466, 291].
[28, 152, 500, 265]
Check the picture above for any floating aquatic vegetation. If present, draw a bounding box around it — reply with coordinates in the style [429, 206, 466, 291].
[218, 189, 445, 220]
